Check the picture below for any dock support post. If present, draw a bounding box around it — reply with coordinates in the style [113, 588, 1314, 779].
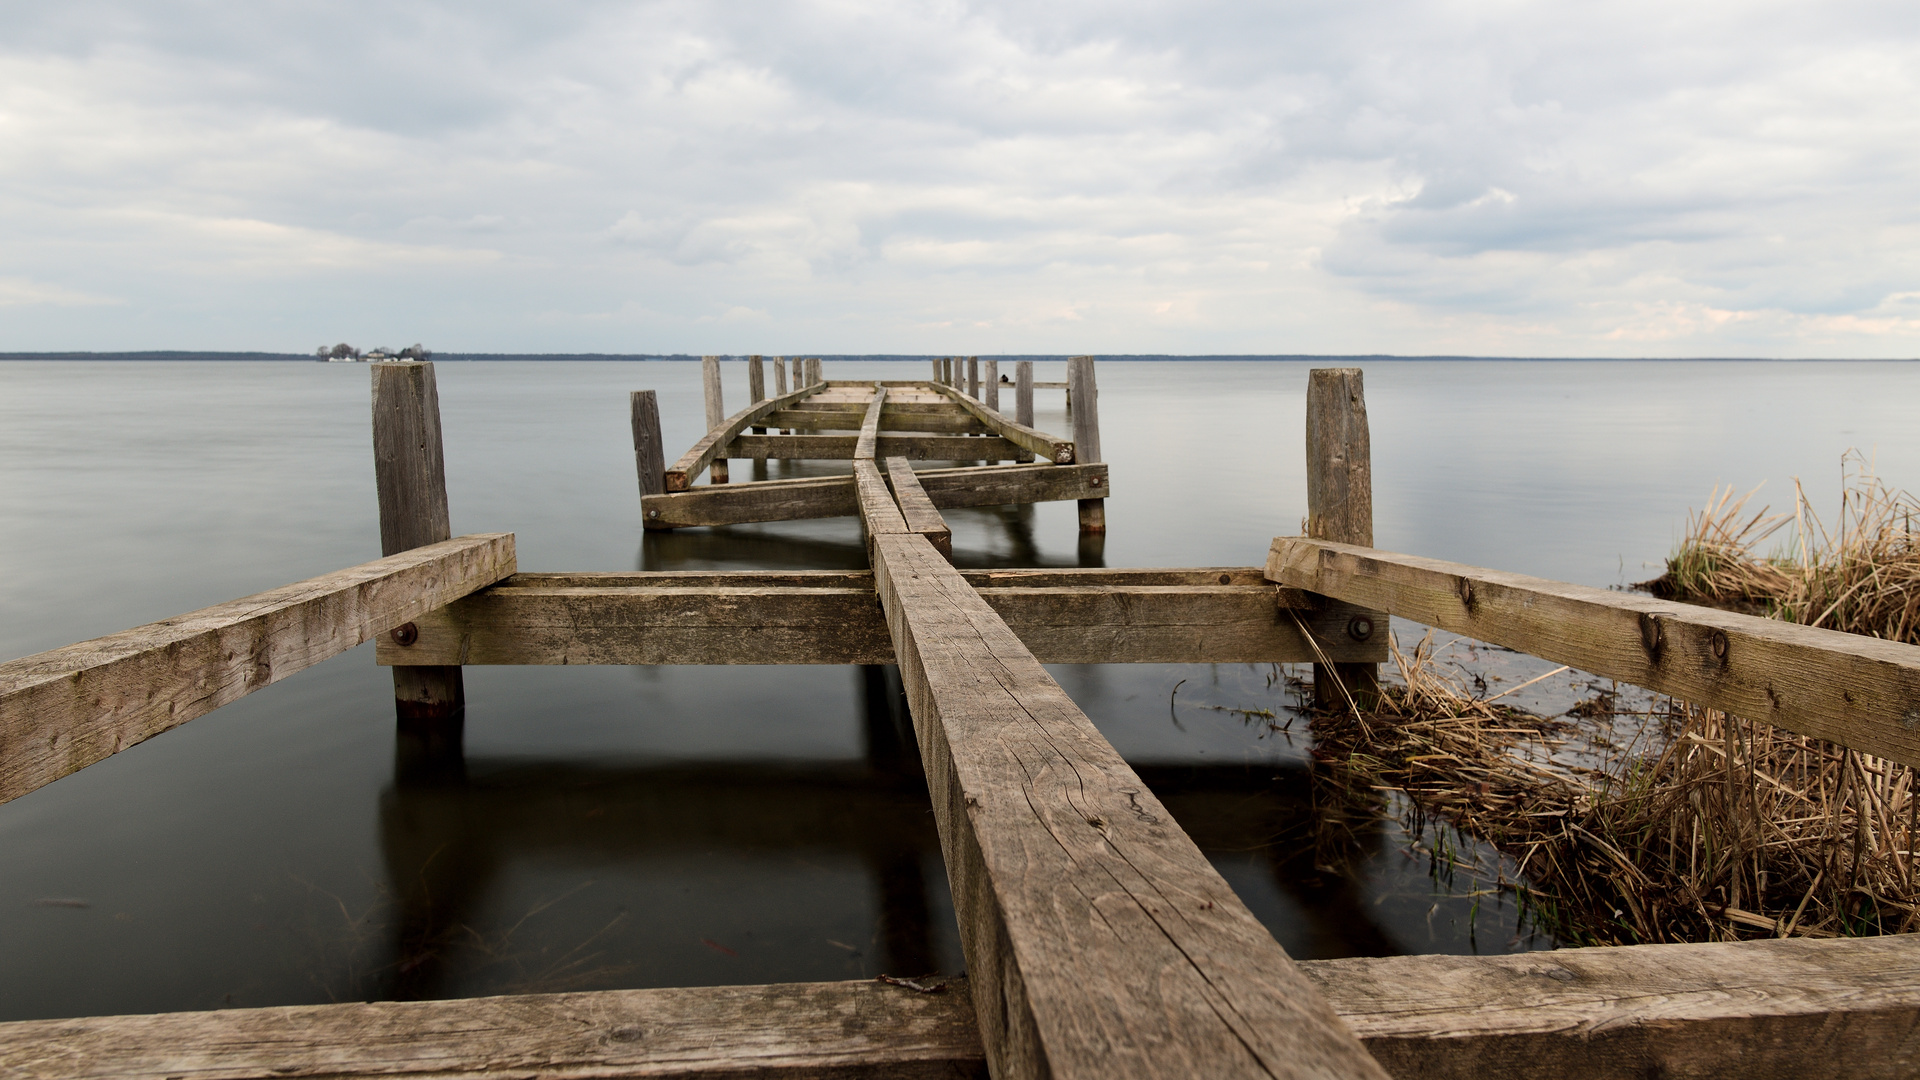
[748, 355, 766, 433]
[1014, 361, 1035, 463]
[1068, 355, 1104, 533]
[371, 361, 465, 771]
[967, 357, 979, 399]
[982, 359, 999, 411]
[702, 355, 728, 483]
[931, 358, 942, 383]
[1306, 367, 1380, 711]
[630, 390, 665, 500]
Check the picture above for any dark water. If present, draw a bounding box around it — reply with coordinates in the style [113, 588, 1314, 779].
[4, 358, 1917, 1021]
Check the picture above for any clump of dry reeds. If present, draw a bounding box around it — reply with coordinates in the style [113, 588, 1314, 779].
[1314, 630, 1920, 945]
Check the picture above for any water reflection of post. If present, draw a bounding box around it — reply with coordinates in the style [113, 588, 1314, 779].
[857, 664, 936, 974]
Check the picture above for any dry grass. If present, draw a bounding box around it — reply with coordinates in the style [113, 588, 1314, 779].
[1315, 628, 1920, 946]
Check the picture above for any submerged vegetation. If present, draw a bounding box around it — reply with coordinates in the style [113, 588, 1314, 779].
[1317, 457, 1920, 945]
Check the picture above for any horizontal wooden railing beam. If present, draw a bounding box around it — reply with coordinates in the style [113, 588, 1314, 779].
[1269, 537, 1920, 767]
[766, 408, 987, 433]
[665, 383, 825, 491]
[0, 534, 517, 806]
[640, 462, 1108, 529]
[933, 384, 1074, 463]
[374, 570, 1379, 667]
[730, 433, 1021, 461]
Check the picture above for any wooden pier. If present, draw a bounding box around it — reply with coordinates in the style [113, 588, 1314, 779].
[2, 360, 1917, 1078]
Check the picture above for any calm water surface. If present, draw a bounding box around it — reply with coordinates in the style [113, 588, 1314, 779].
[3, 359, 1915, 1020]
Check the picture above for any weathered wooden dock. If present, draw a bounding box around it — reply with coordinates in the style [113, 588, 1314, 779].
[2, 359, 1917, 1078]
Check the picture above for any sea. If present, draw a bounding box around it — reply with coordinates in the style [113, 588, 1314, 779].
[3, 357, 1916, 1020]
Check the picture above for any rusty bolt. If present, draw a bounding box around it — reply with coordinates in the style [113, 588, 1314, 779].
[1710, 629, 1729, 660]
[390, 622, 419, 647]
[1348, 615, 1375, 641]
[1218, 572, 1232, 585]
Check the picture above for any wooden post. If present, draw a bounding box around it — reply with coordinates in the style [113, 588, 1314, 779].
[983, 360, 999, 411]
[1305, 367, 1379, 711]
[931, 358, 942, 384]
[631, 390, 665, 500]
[1014, 361, 1035, 463]
[967, 357, 979, 399]
[774, 357, 788, 396]
[702, 356, 729, 483]
[748, 356, 766, 434]
[1067, 355, 1103, 533]
[371, 362, 466, 732]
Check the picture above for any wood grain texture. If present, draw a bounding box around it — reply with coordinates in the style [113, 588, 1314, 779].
[775, 356, 789, 397]
[868, 530, 1389, 1080]
[631, 390, 666, 498]
[932, 385, 1073, 464]
[664, 384, 825, 490]
[640, 463, 1109, 529]
[855, 386, 888, 461]
[764, 409, 984, 433]
[1270, 536, 1920, 766]
[885, 458, 953, 558]
[0, 978, 987, 1080]
[728, 433, 1021, 461]
[1299, 934, 1920, 1080]
[1065, 356, 1101, 468]
[374, 571, 1368, 667]
[967, 357, 979, 399]
[0, 534, 516, 805]
[372, 361, 465, 718]
[1303, 367, 1378, 709]
[983, 360, 999, 411]
[854, 459, 910, 540]
[1014, 362, 1035, 463]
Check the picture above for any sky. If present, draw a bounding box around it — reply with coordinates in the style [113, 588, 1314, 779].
[2, 1, 1918, 357]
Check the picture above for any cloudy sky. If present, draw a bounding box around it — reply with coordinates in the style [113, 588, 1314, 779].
[3, 1, 1918, 356]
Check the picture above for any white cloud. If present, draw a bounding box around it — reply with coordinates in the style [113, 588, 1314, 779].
[0, 0, 1917, 354]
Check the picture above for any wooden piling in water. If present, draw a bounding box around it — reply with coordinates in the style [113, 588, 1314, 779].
[1067, 356, 1104, 533]
[748, 356, 767, 434]
[967, 357, 979, 399]
[983, 360, 999, 411]
[702, 356, 729, 483]
[372, 362, 468, 729]
[1015, 361, 1035, 463]
[1304, 367, 1380, 710]
[630, 390, 665, 499]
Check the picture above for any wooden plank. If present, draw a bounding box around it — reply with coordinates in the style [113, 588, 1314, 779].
[854, 386, 888, 460]
[884, 458, 952, 558]
[0, 534, 516, 806]
[1300, 934, 1920, 1080]
[869, 530, 1388, 1080]
[1304, 367, 1380, 709]
[765, 409, 985, 433]
[0, 978, 987, 1080]
[372, 361, 465, 720]
[1067, 355, 1104, 534]
[640, 463, 1109, 529]
[630, 389, 665, 498]
[728, 433, 1021, 461]
[664, 383, 825, 491]
[1270, 537, 1920, 767]
[853, 459, 909, 540]
[375, 572, 1371, 666]
[932, 384, 1074, 463]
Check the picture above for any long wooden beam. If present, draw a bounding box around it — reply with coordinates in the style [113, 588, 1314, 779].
[767, 408, 987, 433]
[730, 433, 1021, 461]
[665, 383, 825, 491]
[0, 534, 517, 806]
[885, 458, 952, 557]
[933, 384, 1074, 463]
[1269, 537, 1920, 767]
[373, 569, 1378, 666]
[869, 531, 1389, 1080]
[640, 462, 1108, 529]
[854, 386, 888, 461]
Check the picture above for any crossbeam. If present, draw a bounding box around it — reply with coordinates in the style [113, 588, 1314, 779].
[640, 462, 1108, 529]
[730, 433, 1022, 461]
[0, 534, 517, 806]
[1269, 537, 1920, 767]
[665, 383, 826, 490]
[767, 408, 987, 433]
[933, 384, 1074, 463]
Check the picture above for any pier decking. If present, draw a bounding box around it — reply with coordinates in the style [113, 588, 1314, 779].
[2, 359, 1917, 1078]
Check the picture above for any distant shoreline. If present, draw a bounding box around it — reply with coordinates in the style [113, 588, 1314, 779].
[1, 351, 1910, 363]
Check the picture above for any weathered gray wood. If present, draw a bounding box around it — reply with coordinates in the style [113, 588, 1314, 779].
[1270, 536, 1920, 767]
[869, 530, 1389, 1080]
[375, 570, 1367, 667]
[728, 433, 1021, 461]
[1066, 355, 1104, 533]
[765, 408, 985, 434]
[630, 390, 665, 499]
[371, 361, 466, 720]
[0, 978, 987, 1080]
[967, 356, 979, 398]
[853, 459, 909, 541]
[775, 356, 789, 396]
[1015, 361, 1035, 463]
[931, 385, 1073, 463]
[664, 383, 824, 490]
[1300, 934, 1920, 1080]
[1304, 367, 1378, 709]
[931, 358, 943, 383]
[884, 457, 952, 558]
[701, 355, 729, 483]
[748, 355, 767, 433]
[854, 386, 888, 461]
[774, 399, 974, 414]
[642, 463, 1110, 528]
[1, 535, 516, 806]
[983, 359, 999, 411]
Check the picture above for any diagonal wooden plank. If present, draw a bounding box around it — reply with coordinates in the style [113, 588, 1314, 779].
[1268, 536, 1920, 767]
[855, 386, 889, 460]
[0, 534, 517, 806]
[870, 530, 1389, 1080]
[932, 384, 1075, 463]
[665, 383, 827, 490]
[884, 458, 952, 557]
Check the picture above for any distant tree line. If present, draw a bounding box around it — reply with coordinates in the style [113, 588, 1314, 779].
[315, 343, 432, 361]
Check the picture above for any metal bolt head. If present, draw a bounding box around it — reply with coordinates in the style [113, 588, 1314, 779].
[1710, 629, 1729, 660]
[1347, 615, 1375, 641]
[648, 509, 659, 518]
[390, 622, 419, 647]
